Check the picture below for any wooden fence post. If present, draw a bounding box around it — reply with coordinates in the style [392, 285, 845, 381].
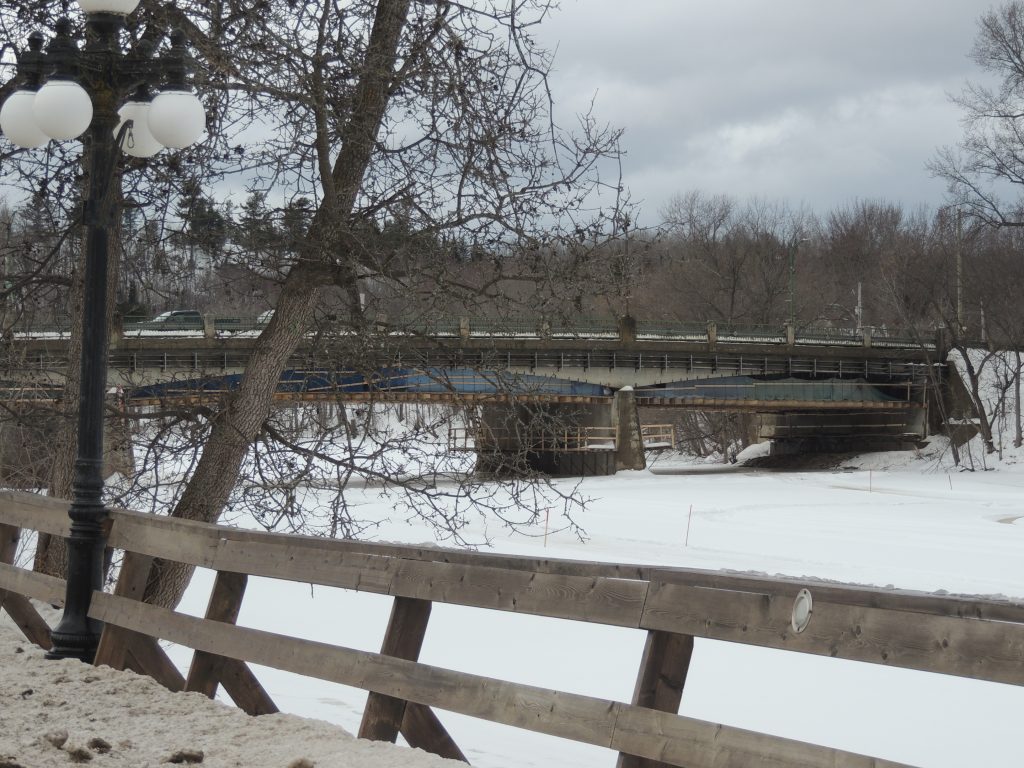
[185, 570, 278, 716]
[0, 523, 54, 649]
[402, 703, 468, 762]
[359, 596, 432, 741]
[94, 550, 154, 670]
[616, 630, 695, 768]
[94, 550, 189, 694]
[359, 596, 467, 762]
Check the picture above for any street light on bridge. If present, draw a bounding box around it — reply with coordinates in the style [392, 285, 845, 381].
[787, 235, 810, 329]
[1, 0, 205, 662]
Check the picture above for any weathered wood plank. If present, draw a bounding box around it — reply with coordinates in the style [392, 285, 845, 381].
[0, 525, 54, 649]
[89, 591, 623, 747]
[387, 558, 646, 628]
[401, 703, 468, 763]
[216, 657, 279, 716]
[105, 512, 219, 568]
[102, 505, 1024, 626]
[186, 571, 248, 700]
[0, 592, 53, 650]
[124, 633, 185, 692]
[641, 580, 1024, 685]
[0, 491, 72, 538]
[360, 597, 433, 743]
[610, 706, 912, 768]
[617, 630, 694, 768]
[0, 523, 18, 565]
[0, 561, 66, 605]
[109, 505, 652, 581]
[87, 593, 914, 767]
[212, 538, 647, 628]
[95, 552, 155, 671]
[212, 540, 393, 594]
[651, 568, 1024, 624]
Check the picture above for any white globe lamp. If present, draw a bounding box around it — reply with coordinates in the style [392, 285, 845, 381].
[0, 90, 48, 148]
[147, 90, 205, 149]
[33, 79, 93, 140]
[76, 0, 141, 14]
[116, 100, 163, 157]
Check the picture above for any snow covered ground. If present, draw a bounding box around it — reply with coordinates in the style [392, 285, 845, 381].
[0, 608, 461, 767]
[4, 434, 1023, 767]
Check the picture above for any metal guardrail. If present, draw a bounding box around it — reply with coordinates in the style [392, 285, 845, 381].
[635, 320, 708, 341]
[5, 314, 945, 352]
[449, 423, 676, 453]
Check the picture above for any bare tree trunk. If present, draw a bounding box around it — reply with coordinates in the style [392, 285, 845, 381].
[144, 0, 412, 608]
[955, 346, 996, 455]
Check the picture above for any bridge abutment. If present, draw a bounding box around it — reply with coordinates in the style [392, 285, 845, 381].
[473, 390, 646, 478]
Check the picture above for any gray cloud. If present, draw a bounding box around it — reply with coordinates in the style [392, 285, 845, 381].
[537, 0, 996, 218]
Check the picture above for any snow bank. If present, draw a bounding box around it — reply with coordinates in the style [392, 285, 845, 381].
[0, 615, 459, 768]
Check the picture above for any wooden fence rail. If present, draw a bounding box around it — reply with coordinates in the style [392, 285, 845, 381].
[2, 489, 1023, 767]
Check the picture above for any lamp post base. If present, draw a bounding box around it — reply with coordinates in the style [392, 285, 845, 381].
[46, 514, 107, 663]
[46, 627, 101, 663]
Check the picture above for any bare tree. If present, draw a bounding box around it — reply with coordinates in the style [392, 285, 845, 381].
[658, 191, 813, 326]
[931, 1, 1024, 227]
[3, 1, 627, 604]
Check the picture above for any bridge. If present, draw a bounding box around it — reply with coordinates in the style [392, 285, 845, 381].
[1, 316, 953, 474]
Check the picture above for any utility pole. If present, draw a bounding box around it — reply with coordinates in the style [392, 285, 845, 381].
[956, 208, 964, 336]
[787, 236, 809, 328]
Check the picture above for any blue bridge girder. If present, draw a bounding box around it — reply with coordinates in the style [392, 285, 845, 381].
[3, 319, 940, 411]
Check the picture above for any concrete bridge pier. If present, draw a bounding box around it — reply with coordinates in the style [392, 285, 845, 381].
[473, 389, 646, 478]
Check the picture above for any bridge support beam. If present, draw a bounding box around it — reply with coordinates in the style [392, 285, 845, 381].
[474, 391, 646, 478]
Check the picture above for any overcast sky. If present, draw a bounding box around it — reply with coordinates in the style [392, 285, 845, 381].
[537, 0, 997, 222]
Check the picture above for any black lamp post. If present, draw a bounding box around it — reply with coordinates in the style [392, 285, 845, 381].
[0, 0, 205, 662]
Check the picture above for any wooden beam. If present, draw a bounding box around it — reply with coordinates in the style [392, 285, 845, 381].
[609, 705, 910, 768]
[0, 484, 52, 657]
[124, 633, 185, 692]
[87, 592, 914, 768]
[0, 491, 72, 537]
[216, 657, 279, 716]
[186, 571, 248, 699]
[651, 568, 1024, 622]
[95, 551, 154, 670]
[641, 578, 1024, 686]
[401, 703, 468, 763]
[103, 502, 656, 582]
[0, 579, 53, 650]
[0, 523, 17, 565]
[617, 630, 694, 768]
[359, 597, 432, 742]
[211, 538, 648, 628]
[0, 561, 66, 605]
[105, 512, 220, 568]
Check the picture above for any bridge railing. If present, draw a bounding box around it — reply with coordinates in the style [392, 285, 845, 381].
[635, 320, 709, 341]
[4, 490, 1024, 766]
[7, 312, 945, 353]
[448, 424, 618, 452]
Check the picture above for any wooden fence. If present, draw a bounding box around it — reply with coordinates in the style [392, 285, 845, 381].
[2, 489, 1023, 767]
